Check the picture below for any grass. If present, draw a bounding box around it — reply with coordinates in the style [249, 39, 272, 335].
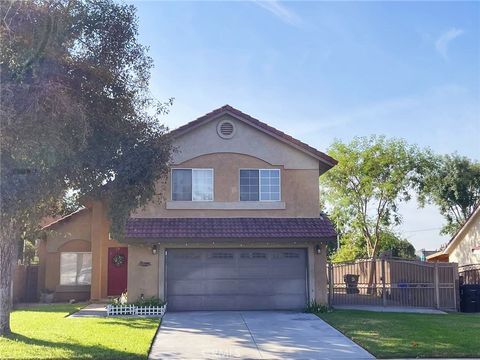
[0, 304, 160, 360]
[317, 309, 480, 358]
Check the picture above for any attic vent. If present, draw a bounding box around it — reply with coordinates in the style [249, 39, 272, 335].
[217, 120, 235, 139]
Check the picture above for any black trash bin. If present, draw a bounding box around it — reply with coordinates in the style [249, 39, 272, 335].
[344, 274, 360, 294]
[460, 284, 480, 313]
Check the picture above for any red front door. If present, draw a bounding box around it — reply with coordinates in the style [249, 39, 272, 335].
[107, 247, 128, 296]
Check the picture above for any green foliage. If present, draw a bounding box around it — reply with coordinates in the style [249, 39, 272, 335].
[133, 297, 166, 307]
[321, 136, 421, 258]
[304, 301, 331, 314]
[0, 0, 171, 334]
[416, 154, 480, 235]
[330, 230, 416, 262]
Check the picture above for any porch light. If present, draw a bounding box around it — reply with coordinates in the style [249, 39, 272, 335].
[152, 244, 158, 255]
[315, 244, 321, 254]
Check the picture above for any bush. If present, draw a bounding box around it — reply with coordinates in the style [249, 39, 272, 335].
[304, 301, 331, 313]
[133, 296, 165, 307]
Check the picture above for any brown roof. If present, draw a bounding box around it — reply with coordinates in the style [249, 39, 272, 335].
[170, 105, 337, 168]
[125, 216, 336, 240]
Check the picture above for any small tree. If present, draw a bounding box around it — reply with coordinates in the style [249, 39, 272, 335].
[322, 136, 421, 258]
[321, 136, 421, 289]
[416, 154, 480, 235]
[0, 0, 171, 335]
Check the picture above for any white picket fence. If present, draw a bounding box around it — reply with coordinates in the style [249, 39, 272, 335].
[107, 304, 167, 317]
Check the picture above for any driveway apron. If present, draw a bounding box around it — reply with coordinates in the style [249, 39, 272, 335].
[149, 311, 374, 360]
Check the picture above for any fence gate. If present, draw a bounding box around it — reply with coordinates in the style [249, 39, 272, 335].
[328, 259, 458, 311]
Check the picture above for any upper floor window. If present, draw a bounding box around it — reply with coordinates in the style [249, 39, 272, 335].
[172, 168, 213, 201]
[240, 169, 280, 201]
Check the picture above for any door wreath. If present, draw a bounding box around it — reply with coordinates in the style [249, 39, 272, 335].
[112, 254, 126, 267]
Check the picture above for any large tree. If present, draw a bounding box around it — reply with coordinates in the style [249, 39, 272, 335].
[416, 154, 480, 235]
[0, 0, 171, 335]
[321, 136, 421, 259]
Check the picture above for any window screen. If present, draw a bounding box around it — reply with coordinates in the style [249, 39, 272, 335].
[172, 169, 213, 201]
[260, 169, 280, 201]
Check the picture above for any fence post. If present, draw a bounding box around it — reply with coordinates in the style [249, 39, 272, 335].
[328, 263, 333, 307]
[434, 262, 440, 309]
[381, 259, 387, 307]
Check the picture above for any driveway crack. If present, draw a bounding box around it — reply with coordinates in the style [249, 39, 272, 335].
[240, 312, 263, 359]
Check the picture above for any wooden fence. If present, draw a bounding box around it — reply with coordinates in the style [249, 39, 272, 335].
[459, 264, 480, 285]
[13, 265, 38, 303]
[328, 259, 459, 311]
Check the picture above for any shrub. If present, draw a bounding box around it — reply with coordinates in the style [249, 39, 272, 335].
[304, 301, 331, 313]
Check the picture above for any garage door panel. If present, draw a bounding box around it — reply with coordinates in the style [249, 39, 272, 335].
[166, 248, 307, 311]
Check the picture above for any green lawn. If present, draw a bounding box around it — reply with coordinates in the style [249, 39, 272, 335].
[317, 309, 480, 358]
[0, 304, 160, 360]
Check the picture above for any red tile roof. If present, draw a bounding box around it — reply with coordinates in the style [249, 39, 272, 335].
[125, 217, 336, 240]
[170, 105, 337, 168]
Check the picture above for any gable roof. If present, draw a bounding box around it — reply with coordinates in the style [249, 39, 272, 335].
[41, 207, 88, 230]
[170, 105, 337, 170]
[443, 203, 480, 254]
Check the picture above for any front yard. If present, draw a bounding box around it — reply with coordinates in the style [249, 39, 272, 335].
[0, 304, 160, 360]
[317, 309, 480, 358]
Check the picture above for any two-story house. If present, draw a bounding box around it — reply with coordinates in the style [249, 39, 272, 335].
[38, 105, 337, 310]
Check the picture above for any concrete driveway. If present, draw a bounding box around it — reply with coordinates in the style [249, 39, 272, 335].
[149, 311, 374, 359]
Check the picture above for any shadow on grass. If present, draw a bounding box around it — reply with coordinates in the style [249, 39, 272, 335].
[98, 318, 160, 330]
[4, 332, 146, 360]
[14, 303, 86, 316]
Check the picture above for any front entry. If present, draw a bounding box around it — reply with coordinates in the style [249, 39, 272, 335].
[107, 247, 128, 296]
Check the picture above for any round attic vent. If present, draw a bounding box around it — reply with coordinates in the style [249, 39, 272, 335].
[217, 120, 235, 139]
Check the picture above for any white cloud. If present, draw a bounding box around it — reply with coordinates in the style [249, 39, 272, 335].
[253, 0, 303, 27]
[435, 27, 464, 59]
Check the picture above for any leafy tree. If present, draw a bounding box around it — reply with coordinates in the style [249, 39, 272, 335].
[330, 230, 416, 263]
[416, 154, 480, 235]
[0, 0, 171, 335]
[321, 136, 421, 260]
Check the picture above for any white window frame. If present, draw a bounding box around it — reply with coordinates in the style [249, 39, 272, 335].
[239, 168, 281, 202]
[171, 168, 214, 202]
[60, 252, 92, 286]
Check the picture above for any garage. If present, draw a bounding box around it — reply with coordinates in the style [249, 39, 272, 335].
[166, 248, 308, 311]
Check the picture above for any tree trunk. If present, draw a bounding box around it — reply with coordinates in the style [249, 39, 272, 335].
[0, 220, 17, 336]
[366, 257, 377, 295]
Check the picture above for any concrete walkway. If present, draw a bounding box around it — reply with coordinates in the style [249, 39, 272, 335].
[333, 305, 447, 314]
[68, 303, 107, 317]
[149, 311, 374, 360]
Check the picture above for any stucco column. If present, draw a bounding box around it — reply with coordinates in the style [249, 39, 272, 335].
[314, 242, 328, 305]
[89, 201, 105, 300]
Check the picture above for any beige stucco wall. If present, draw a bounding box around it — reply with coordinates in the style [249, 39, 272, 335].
[41, 204, 125, 301]
[313, 243, 328, 304]
[132, 153, 320, 218]
[449, 211, 480, 266]
[127, 244, 159, 301]
[172, 114, 320, 170]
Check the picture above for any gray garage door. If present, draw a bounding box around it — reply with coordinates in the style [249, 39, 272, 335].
[166, 248, 307, 311]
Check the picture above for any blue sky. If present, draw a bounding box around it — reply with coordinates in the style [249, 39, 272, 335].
[130, 1, 480, 251]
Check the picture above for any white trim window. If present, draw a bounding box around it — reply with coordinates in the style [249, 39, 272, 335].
[60, 252, 92, 286]
[240, 169, 281, 201]
[172, 168, 213, 201]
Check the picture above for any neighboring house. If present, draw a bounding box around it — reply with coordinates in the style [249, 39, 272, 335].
[38, 105, 337, 310]
[427, 204, 480, 266]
